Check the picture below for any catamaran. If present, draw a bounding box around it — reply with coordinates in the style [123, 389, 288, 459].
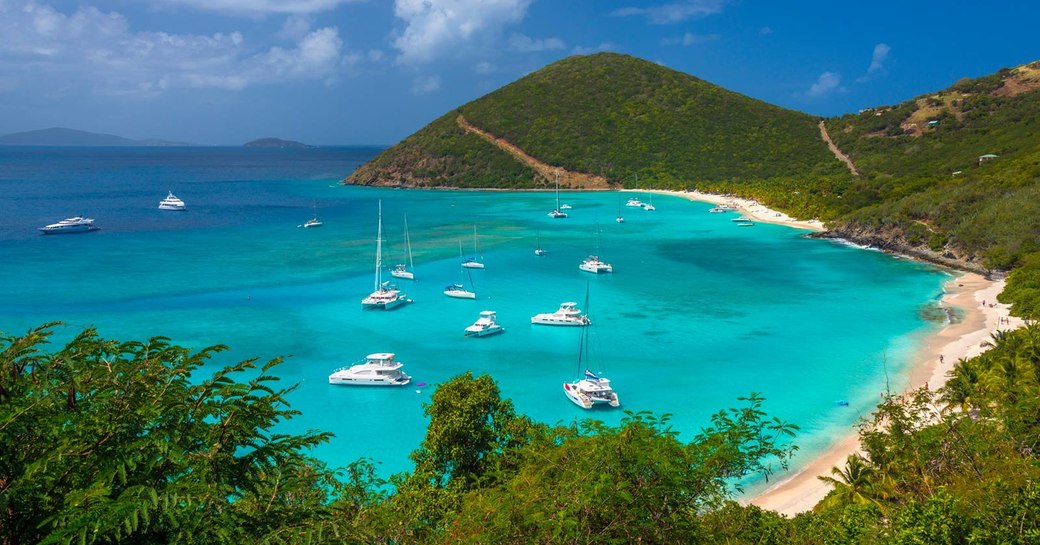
[462, 225, 485, 269]
[464, 310, 505, 337]
[361, 201, 411, 310]
[562, 285, 619, 409]
[391, 214, 416, 280]
[531, 301, 590, 326]
[548, 172, 567, 218]
[328, 353, 411, 386]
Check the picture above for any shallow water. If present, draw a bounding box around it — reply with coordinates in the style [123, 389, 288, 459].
[0, 146, 948, 479]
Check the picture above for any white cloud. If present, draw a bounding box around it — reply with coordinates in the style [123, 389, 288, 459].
[0, 2, 350, 97]
[610, 0, 728, 24]
[759, 26, 772, 35]
[277, 15, 314, 41]
[392, 0, 532, 64]
[508, 33, 565, 52]
[867, 42, 891, 74]
[571, 42, 617, 55]
[663, 32, 718, 46]
[154, 0, 360, 15]
[411, 74, 441, 94]
[807, 71, 841, 97]
[474, 61, 496, 74]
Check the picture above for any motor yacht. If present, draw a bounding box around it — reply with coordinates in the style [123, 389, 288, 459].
[531, 302, 590, 326]
[579, 255, 613, 274]
[158, 192, 186, 211]
[38, 216, 100, 234]
[328, 353, 411, 386]
[464, 310, 505, 337]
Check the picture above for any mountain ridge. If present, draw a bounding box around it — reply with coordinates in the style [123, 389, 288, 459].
[0, 127, 190, 146]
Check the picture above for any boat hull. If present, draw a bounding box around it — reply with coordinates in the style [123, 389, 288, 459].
[465, 325, 504, 337]
[158, 205, 186, 211]
[38, 226, 100, 235]
[461, 262, 484, 269]
[445, 290, 476, 299]
[329, 376, 411, 386]
[531, 317, 588, 326]
[390, 270, 414, 280]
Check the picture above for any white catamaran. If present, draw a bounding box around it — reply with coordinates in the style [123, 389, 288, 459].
[361, 201, 411, 310]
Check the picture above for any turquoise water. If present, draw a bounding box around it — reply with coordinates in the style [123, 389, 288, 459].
[0, 147, 948, 483]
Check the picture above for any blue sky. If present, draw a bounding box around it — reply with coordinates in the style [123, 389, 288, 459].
[1, 0, 1037, 145]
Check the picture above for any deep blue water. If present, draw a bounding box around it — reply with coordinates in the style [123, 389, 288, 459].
[0, 146, 949, 488]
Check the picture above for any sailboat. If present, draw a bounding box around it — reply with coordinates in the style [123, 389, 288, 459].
[535, 233, 547, 256]
[641, 192, 656, 211]
[548, 172, 567, 218]
[579, 229, 613, 273]
[361, 201, 411, 310]
[299, 202, 323, 228]
[616, 198, 625, 223]
[461, 225, 485, 269]
[445, 240, 477, 299]
[562, 284, 619, 409]
[390, 214, 416, 280]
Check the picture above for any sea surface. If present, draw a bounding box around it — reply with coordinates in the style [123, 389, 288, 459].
[0, 146, 949, 486]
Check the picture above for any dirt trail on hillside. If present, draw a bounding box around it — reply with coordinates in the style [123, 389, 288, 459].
[819, 120, 859, 176]
[456, 115, 611, 189]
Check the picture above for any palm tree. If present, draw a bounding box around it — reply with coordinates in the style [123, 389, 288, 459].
[816, 454, 884, 511]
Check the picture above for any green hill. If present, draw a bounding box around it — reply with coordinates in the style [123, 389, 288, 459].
[818, 62, 1040, 271]
[347, 53, 845, 189]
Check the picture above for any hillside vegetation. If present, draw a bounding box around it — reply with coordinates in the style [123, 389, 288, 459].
[6, 324, 1040, 543]
[348, 53, 844, 188]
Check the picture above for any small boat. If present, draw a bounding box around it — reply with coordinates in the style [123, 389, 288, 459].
[732, 216, 755, 226]
[709, 205, 728, 213]
[579, 255, 613, 274]
[564, 370, 620, 409]
[38, 216, 100, 234]
[535, 233, 547, 256]
[562, 286, 618, 409]
[531, 301, 591, 327]
[328, 353, 411, 386]
[446, 241, 477, 299]
[641, 194, 656, 211]
[444, 283, 477, 299]
[560, 204, 572, 210]
[299, 203, 322, 227]
[464, 310, 505, 337]
[616, 200, 625, 223]
[461, 225, 485, 269]
[390, 215, 416, 280]
[158, 191, 186, 211]
[625, 197, 643, 208]
[549, 172, 568, 218]
[361, 201, 411, 310]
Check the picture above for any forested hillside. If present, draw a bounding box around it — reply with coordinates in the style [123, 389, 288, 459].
[347, 53, 844, 188]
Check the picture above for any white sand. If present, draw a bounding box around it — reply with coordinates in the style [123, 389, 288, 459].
[644, 188, 1026, 516]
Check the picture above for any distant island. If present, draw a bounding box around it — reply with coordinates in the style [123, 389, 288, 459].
[0, 127, 189, 146]
[243, 137, 311, 148]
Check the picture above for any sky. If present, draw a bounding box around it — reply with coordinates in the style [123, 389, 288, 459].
[1, 0, 1038, 145]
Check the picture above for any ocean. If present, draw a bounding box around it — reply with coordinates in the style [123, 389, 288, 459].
[0, 146, 948, 483]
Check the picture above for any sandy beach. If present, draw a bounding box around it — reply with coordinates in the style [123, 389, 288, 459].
[651, 188, 1027, 516]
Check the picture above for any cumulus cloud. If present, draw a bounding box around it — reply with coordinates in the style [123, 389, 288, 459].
[508, 33, 565, 52]
[392, 0, 532, 64]
[807, 71, 841, 97]
[610, 0, 728, 24]
[277, 15, 314, 41]
[154, 0, 360, 15]
[0, 1, 348, 96]
[411, 74, 441, 94]
[867, 42, 891, 74]
[571, 42, 617, 55]
[663, 32, 718, 46]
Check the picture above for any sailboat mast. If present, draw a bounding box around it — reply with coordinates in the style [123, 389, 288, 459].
[404, 214, 413, 269]
[555, 172, 561, 210]
[374, 201, 383, 291]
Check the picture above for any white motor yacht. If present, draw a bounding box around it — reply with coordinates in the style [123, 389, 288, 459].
[579, 255, 613, 274]
[560, 204, 572, 210]
[625, 197, 643, 207]
[464, 310, 505, 337]
[158, 192, 186, 211]
[563, 370, 620, 409]
[328, 353, 411, 386]
[531, 302, 591, 326]
[38, 216, 100, 234]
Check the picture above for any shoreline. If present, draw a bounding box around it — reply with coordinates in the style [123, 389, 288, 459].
[653, 187, 1026, 516]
